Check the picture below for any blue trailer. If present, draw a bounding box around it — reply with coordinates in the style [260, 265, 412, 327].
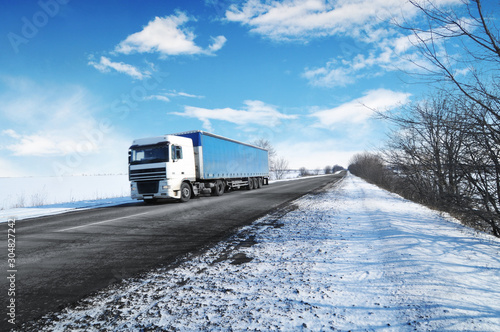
[175, 131, 269, 180]
[129, 130, 269, 203]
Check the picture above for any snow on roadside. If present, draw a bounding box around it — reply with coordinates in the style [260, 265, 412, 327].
[0, 174, 130, 211]
[0, 196, 135, 223]
[21, 174, 500, 331]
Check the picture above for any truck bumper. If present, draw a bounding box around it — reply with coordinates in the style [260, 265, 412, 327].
[130, 181, 180, 200]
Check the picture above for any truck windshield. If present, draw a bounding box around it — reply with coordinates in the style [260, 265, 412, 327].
[129, 144, 168, 165]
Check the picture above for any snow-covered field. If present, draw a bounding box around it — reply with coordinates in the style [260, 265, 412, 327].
[0, 174, 130, 210]
[19, 175, 500, 331]
[0, 175, 132, 222]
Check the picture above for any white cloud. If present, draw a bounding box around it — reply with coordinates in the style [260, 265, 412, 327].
[115, 12, 226, 56]
[0, 87, 103, 157]
[145, 90, 204, 103]
[1, 129, 20, 139]
[172, 100, 298, 131]
[145, 95, 171, 102]
[302, 22, 457, 87]
[165, 90, 204, 99]
[228, 0, 464, 87]
[88, 56, 150, 80]
[303, 48, 399, 87]
[176, 92, 200, 98]
[2, 130, 85, 156]
[303, 60, 356, 87]
[0, 78, 131, 176]
[208, 35, 228, 53]
[226, 0, 462, 41]
[303, 25, 459, 87]
[310, 89, 410, 127]
[226, 0, 408, 41]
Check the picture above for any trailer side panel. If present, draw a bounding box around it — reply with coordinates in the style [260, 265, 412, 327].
[175, 131, 269, 180]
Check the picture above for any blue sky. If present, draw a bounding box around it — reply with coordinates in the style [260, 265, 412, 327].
[0, 0, 477, 176]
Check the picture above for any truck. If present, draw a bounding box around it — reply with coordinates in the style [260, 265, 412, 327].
[128, 130, 269, 203]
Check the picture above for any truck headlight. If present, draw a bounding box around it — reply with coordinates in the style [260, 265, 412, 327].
[162, 185, 170, 190]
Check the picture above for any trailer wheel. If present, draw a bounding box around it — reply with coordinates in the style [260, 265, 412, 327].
[247, 177, 254, 190]
[257, 177, 263, 188]
[212, 180, 225, 196]
[179, 182, 191, 203]
[253, 178, 259, 189]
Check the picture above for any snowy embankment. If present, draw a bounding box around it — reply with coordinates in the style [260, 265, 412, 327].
[21, 175, 500, 331]
[0, 175, 132, 222]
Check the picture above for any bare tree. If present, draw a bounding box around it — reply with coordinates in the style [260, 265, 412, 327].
[391, 0, 500, 236]
[253, 138, 277, 173]
[458, 101, 500, 236]
[382, 94, 467, 205]
[332, 165, 344, 173]
[348, 152, 390, 187]
[401, 0, 500, 121]
[273, 157, 290, 180]
[381, 91, 500, 236]
[253, 139, 290, 180]
[299, 167, 310, 177]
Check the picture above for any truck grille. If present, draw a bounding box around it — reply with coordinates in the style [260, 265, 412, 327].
[129, 167, 166, 181]
[137, 181, 159, 194]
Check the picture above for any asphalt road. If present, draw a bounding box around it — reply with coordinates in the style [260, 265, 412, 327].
[0, 174, 344, 330]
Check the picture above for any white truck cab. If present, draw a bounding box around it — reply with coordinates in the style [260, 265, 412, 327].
[129, 135, 195, 202]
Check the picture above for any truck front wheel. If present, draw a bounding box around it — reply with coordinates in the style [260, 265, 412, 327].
[179, 182, 192, 203]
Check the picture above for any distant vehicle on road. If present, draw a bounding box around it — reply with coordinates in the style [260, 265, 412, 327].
[129, 130, 269, 203]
